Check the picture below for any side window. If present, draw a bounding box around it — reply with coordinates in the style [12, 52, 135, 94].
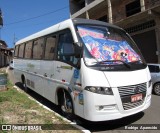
[155, 66, 160, 72]
[148, 65, 160, 73]
[14, 45, 19, 57]
[44, 36, 56, 60]
[33, 38, 44, 59]
[57, 31, 78, 65]
[18, 43, 25, 58]
[25, 41, 33, 59]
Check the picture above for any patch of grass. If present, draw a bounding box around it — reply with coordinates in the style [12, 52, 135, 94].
[0, 81, 82, 133]
[0, 96, 10, 103]
[6, 80, 13, 88]
[44, 118, 53, 124]
[0, 117, 6, 124]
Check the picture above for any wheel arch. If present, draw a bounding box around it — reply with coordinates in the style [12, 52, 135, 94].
[56, 87, 75, 113]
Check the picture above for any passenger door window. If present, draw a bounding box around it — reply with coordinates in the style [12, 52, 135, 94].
[33, 38, 44, 59]
[24, 41, 33, 59]
[18, 44, 25, 58]
[44, 36, 56, 60]
[14, 45, 19, 57]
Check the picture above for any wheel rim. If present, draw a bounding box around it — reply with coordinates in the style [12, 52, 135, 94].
[60, 93, 73, 120]
[154, 84, 160, 95]
[23, 83, 26, 88]
[61, 97, 73, 114]
[23, 80, 28, 92]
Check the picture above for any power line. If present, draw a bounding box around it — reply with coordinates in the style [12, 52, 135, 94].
[5, 5, 68, 26]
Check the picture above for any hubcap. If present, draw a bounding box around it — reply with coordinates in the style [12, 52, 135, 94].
[66, 99, 72, 113]
[61, 97, 72, 114]
[23, 83, 26, 88]
[154, 84, 160, 95]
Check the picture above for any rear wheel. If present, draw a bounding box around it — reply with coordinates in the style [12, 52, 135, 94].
[22, 77, 29, 92]
[59, 91, 74, 120]
[153, 83, 160, 96]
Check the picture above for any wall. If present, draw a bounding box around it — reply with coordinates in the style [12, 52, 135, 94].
[112, 0, 139, 22]
[145, 0, 160, 9]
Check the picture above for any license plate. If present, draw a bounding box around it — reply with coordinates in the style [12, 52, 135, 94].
[131, 94, 143, 102]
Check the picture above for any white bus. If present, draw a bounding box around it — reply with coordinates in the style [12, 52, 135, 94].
[14, 18, 152, 122]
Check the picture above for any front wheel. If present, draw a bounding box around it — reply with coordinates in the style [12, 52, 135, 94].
[60, 91, 74, 120]
[153, 83, 160, 96]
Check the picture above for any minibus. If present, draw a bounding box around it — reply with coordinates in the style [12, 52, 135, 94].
[14, 18, 152, 121]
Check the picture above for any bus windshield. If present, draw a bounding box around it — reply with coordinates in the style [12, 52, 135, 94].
[77, 25, 146, 70]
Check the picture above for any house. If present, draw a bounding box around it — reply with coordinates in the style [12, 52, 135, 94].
[0, 40, 13, 67]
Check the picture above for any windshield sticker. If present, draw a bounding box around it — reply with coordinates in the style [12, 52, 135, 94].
[77, 26, 141, 64]
[74, 69, 79, 79]
[78, 92, 84, 105]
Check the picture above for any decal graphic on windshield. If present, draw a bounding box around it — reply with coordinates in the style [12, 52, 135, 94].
[77, 26, 141, 64]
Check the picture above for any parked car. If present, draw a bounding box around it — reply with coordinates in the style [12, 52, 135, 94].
[148, 64, 160, 95]
[9, 60, 13, 69]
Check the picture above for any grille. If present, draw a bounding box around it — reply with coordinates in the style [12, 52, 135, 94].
[118, 82, 146, 97]
[123, 99, 144, 110]
[118, 82, 147, 110]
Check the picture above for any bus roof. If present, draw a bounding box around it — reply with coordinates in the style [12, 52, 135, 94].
[15, 18, 122, 45]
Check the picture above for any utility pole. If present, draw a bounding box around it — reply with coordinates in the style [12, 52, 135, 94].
[13, 33, 16, 46]
[0, 28, 1, 40]
[0, 8, 3, 40]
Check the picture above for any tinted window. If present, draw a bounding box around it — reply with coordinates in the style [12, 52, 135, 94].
[25, 41, 33, 59]
[148, 65, 160, 73]
[57, 31, 78, 65]
[18, 44, 25, 58]
[14, 46, 19, 57]
[33, 38, 44, 59]
[44, 36, 56, 60]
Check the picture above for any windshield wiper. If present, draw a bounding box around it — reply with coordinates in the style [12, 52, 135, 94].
[97, 60, 131, 68]
[130, 60, 146, 66]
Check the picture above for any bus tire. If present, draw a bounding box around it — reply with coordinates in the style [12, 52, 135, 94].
[22, 76, 29, 92]
[153, 83, 160, 96]
[59, 90, 74, 120]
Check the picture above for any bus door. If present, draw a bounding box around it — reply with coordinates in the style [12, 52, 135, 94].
[56, 31, 78, 87]
[55, 30, 84, 116]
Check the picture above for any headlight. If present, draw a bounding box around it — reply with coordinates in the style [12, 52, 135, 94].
[85, 86, 113, 95]
[148, 80, 152, 88]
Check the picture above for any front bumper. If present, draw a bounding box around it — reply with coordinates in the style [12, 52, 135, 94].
[83, 87, 151, 122]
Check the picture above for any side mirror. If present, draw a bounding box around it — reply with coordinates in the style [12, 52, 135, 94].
[73, 42, 82, 58]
